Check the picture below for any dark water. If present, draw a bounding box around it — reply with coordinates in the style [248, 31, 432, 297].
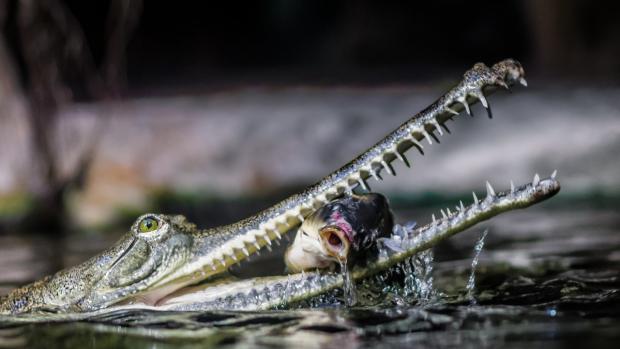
[0, 204, 619, 348]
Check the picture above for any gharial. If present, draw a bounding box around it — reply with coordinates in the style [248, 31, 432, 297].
[0, 59, 560, 316]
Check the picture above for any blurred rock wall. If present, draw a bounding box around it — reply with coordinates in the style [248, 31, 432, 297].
[2, 84, 618, 225]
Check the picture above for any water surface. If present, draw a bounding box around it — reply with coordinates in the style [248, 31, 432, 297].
[0, 204, 618, 348]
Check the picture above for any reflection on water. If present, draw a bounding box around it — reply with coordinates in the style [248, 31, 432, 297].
[1, 205, 619, 348]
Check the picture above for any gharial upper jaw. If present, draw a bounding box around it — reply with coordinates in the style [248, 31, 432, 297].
[155, 59, 529, 290]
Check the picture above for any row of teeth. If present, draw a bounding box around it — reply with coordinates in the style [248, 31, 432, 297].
[197, 273, 341, 311]
[203, 68, 527, 274]
[432, 170, 558, 223]
[325, 77, 528, 197]
[379, 170, 558, 256]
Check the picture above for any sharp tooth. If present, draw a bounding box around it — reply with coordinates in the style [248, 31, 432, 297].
[533, 173, 540, 186]
[219, 257, 226, 266]
[370, 167, 383, 181]
[242, 248, 250, 257]
[432, 120, 444, 136]
[211, 264, 217, 271]
[409, 136, 425, 154]
[460, 200, 465, 211]
[446, 107, 459, 115]
[486, 181, 496, 197]
[297, 214, 305, 222]
[254, 241, 261, 250]
[510, 180, 515, 193]
[432, 214, 436, 223]
[381, 160, 395, 176]
[446, 208, 452, 216]
[441, 209, 447, 219]
[265, 244, 272, 252]
[461, 99, 472, 116]
[496, 79, 510, 90]
[230, 252, 239, 262]
[422, 130, 433, 144]
[273, 230, 282, 239]
[358, 177, 370, 191]
[551, 169, 558, 179]
[478, 94, 492, 119]
[395, 151, 410, 167]
[519, 77, 528, 87]
[472, 191, 479, 205]
[478, 93, 488, 108]
[263, 236, 272, 246]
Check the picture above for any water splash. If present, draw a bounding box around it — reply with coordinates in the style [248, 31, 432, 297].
[409, 249, 436, 303]
[466, 229, 488, 305]
[340, 261, 357, 306]
[370, 222, 438, 305]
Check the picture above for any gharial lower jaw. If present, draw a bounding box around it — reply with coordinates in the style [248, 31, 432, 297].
[147, 59, 529, 295]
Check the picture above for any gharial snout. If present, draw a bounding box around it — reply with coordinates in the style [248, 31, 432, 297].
[284, 193, 394, 272]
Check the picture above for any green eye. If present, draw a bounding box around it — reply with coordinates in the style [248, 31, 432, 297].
[138, 217, 159, 233]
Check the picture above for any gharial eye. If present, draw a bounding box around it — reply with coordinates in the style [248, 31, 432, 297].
[138, 217, 159, 233]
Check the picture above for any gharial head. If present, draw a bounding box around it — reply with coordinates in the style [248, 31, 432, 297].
[0, 214, 198, 314]
[284, 193, 394, 272]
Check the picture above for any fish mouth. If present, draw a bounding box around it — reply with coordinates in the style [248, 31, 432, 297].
[319, 226, 350, 262]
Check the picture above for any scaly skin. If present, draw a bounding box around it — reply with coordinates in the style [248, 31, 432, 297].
[0, 59, 540, 315]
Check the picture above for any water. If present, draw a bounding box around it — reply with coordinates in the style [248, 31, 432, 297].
[466, 229, 488, 305]
[339, 261, 357, 307]
[1, 205, 619, 348]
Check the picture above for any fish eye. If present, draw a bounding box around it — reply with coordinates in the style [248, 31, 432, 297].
[138, 217, 159, 233]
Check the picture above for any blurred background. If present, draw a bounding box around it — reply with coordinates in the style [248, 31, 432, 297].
[0, 0, 618, 284]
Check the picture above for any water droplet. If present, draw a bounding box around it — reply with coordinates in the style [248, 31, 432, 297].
[466, 229, 488, 305]
[339, 260, 357, 306]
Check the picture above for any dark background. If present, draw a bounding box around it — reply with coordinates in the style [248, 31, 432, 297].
[4, 0, 620, 96]
[0, 0, 618, 237]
